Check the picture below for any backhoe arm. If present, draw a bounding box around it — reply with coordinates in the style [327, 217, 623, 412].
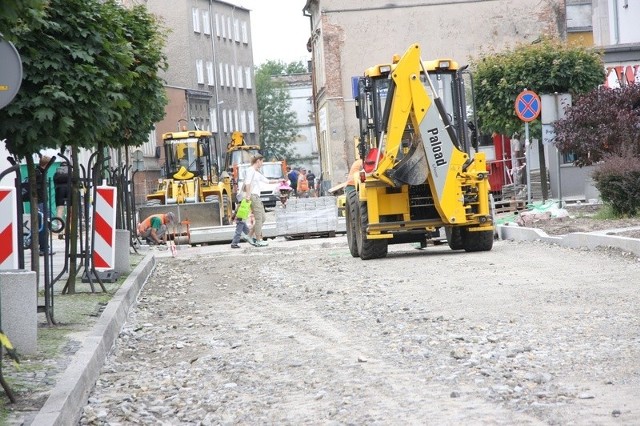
[375, 43, 477, 224]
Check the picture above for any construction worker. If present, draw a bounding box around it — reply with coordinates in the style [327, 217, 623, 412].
[344, 159, 363, 193]
[137, 212, 176, 245]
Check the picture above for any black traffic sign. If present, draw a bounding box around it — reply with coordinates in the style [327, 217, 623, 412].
[514, 90, 541, 122]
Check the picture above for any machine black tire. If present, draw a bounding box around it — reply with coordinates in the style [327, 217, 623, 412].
[345, 191, 359, 257]
[461, 228, 494, 252]
[445, 226, 464, 250]
[222, 194, 231, 225]
[49, 217, 65, 234]
[356, 201, 388, 260]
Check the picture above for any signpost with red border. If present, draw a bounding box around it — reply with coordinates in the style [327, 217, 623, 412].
[515, 90, 541, 122]
[514, 89, 541, 205]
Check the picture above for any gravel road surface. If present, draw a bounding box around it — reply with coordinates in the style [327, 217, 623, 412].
[79, 237, 639, 425]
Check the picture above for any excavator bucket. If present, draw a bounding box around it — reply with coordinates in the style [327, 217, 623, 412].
[386, 140, 429, 186]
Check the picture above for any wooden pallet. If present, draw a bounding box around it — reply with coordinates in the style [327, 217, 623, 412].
[494, 199, 527, 214]
[284, 230, 336, 240]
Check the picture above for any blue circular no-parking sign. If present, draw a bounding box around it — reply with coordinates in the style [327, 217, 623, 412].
[515, 90, 541, 122]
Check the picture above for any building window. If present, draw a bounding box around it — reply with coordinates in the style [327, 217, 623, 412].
[234, 18, 240, 42]
[219, 63, 225, 86]
[241, 21, 248, 44]
[196, 59, 204, 84]
[227, 16, 232, 42]
[206, 61, 214, 86]
[202, 11, 211, 36]
[221, 14, 226, 38]
[562, 152, 578, 165]
[245, 67, 252, 89]
[240, 110, 247, 132]
[142, 128, 156, 157]
[234, 110, 239, 130]
[237, 66, 244, 89]
[192, 8, 200, 33]
[225, 64, 230, 89]
[248, 110, 255, 133]
[215, 13, 220, 37]
[211, 109, 218, 133]
[222, 109, 227, 133]
[231, 65, 236, 87]
[229, 109, 234, 131]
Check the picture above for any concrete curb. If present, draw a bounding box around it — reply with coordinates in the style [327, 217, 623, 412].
[30, 253, 157, 426]
[497, 224, 640, 256]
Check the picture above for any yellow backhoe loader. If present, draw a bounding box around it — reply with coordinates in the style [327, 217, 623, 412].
[346, 43, 494, 259]
[139, 130, 233, 244]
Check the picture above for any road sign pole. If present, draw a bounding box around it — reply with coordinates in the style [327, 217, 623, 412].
[515, 89, 541, 206]
[525, 122, 532, 205]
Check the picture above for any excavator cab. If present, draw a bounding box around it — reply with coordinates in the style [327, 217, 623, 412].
[164, 134, 208, 180]
[355, 58, 473, 166]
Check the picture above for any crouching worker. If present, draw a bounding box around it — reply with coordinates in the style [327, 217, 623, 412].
[137, 212, 176, 245]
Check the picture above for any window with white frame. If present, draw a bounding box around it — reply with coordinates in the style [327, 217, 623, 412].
[211, 109, 218, 133]
[206, 61, 214, 86]
[234, 110, 239, 130]
[215, 13, 220, 37]
[192, 8, 200, 33]
[229, 110, 234, 131]
[237, 66, 244, 89]
[196, 59, 204, 84]
[231, 65, 236, 87]
[227, 17, 232, 41]
[248, 110, 255, 133]
[202, 11, 210, 35]
[219, 63, 225, 86]
[234, 18, 240, 42]
[225, 64, 230, 88]
[221, 14, 226, 38]
[142, 128, 156, 157]
[222, 109, 227, 133]
[240, 110, 247, 132]
[241, 21, 248, 44]
[245, 67, 252, 89]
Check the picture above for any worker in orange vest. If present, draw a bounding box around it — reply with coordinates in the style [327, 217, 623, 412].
[137, 212, 176, 245]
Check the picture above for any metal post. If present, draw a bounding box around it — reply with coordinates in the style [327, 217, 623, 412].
[556, 146, 563, 208]
[525, 122, 532, 205]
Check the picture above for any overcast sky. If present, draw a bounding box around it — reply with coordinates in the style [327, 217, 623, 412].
[229, 0, 311, 66]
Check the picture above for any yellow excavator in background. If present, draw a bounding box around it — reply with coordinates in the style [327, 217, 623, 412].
[139, 130, 233, 244]
[346, 43, 494, 259]
[223, 130, 262, 202]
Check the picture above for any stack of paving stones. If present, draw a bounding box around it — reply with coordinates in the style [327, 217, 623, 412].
[276, 196, 338, 238]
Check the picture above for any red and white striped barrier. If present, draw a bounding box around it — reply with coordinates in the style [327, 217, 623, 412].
[0, 187, 18, 270]
[93, 185, 117, 271]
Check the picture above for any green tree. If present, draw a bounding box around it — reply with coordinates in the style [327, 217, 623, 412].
[0, 0, 167, 292]
[103, 3, 168, 149]
[255, 60, 303, 160]
[0, 0, 45, 31]
[472, 38, 604, 138]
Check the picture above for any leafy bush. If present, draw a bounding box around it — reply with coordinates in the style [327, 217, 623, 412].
[472, 38, 604, 138]
[592, 152, 640, 216]
[555, 85, 640, 167]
